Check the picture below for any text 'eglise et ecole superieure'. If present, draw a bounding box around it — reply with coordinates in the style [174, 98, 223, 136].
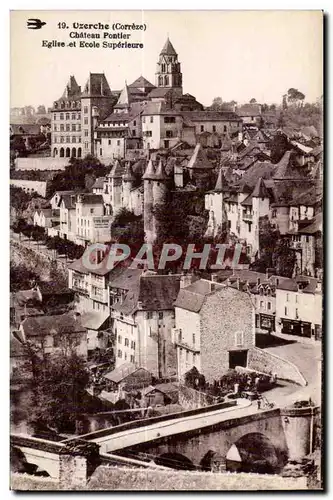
[41, 21, 147, 49]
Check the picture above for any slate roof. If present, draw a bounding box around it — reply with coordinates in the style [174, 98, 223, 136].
[182, 111, 241, 122]
[187, 144, 214, 170]
[128, 76, 155, 89]
[252, 177, 270, 198]
[122, 163, 136, 182]
[113, 274, 181, 315]
[103, 362, 150, 383]
[298, 213, 322, 235]
[81, 310, 109, 330]
[160, 37, 178, 56]
[241, 161, 276, 188]
[108, 160, 125, 179]
[60, 194, 77, 210]
[310, 145, 323, 157]
[82, 73, 112, 97]
[142, 101, 181, 115]
[21, 312, 86, 338]
[92, 177, 106, 189]
[11, 124, 41, 135]
[148, 88, 174, 100]
[78, 194, 104, 205]
[10, 334, 28, 358]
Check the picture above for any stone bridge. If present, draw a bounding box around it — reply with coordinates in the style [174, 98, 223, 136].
[79, 400, 319, 473]
[10, 434, 167, 487]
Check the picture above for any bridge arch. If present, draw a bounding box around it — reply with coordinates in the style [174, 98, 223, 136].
[155, 452, 195, 470]
[226, 432, 284, 474]
[11, 445, 51, 477]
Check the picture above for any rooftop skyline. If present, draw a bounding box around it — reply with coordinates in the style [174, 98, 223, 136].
[11, 10, 323, 109]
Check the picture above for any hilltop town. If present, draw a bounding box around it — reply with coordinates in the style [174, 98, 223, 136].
[10, 38, 323, 488]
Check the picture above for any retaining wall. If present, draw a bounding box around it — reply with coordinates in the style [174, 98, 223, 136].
[247, 347, 307, 386]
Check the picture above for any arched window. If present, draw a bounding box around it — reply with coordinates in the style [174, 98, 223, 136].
[259, 287, 264, 296]
[158, 75, 163, 86]
[53, 148, 58, 157]
[59, 147, 64, 157]
[65, 147, 70, 157]
[77, 147, 82, 158]
[164, 75, 169, 86]
[72, 148, 76, 158]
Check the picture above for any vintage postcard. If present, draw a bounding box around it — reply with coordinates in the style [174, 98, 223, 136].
[10, 10, 323, 491]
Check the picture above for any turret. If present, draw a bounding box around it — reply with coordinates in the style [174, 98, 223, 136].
[122, 162, 135, 209]
[108, 160, 124, 215]
[143, 159, 156, 244]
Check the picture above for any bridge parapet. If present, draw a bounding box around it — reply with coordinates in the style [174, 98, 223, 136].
[281, 405, 319, 462]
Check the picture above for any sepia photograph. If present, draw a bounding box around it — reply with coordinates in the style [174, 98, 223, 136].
[9, 9, 323, 491]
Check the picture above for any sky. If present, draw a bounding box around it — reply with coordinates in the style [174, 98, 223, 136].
[10, 10, 323, 109]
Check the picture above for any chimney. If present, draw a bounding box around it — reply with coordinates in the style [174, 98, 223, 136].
[137, 301, 143, 309]
[211, 273, 219, 283]
[238, 131, 243, 142]
[236, 278, 240, 290]
[275, 277, 279, 287]
[257, 277, 261, 285]
[316, 281, 322, 293]
[180, 274, 193, 289]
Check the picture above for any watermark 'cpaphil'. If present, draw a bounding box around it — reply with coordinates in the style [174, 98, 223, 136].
[81, 242, 244, 272]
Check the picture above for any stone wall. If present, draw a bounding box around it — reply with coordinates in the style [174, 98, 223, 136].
[11, 240, 68, 283]
[15, 156, 68, 171]
[247, 347, 307, 386]
[178, 384, 218, 410]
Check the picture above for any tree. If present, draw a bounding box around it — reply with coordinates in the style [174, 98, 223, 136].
[209, 97, 223, 111]
[269, 130, 292, 163]
[36, 105, 46, 114]
[277, 112, 285, 129]
[273, 239, 296, 278]
[250, 98, 257, 104]
[29, 352, 90, 433]
[184, 367, 206, 391]
[250, 217, 296, 277]
[269, 104, 276, 111]
[287, 88, 305, 107]
[110, 208, 144, 254]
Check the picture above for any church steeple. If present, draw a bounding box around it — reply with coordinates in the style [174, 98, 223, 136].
[155, 38, 182, 96]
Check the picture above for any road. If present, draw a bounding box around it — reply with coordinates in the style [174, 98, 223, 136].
[263, 334, 322, 405]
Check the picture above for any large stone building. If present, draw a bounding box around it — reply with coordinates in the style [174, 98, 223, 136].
[174, 278, 255, 382]
[51, 74, 116, 159]
[50, 38, 241, 161]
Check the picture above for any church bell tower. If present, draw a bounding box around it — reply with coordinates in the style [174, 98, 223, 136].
[155, 38, 183, 97]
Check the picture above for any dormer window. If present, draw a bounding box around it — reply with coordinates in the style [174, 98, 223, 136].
[259, 287, 264, 296]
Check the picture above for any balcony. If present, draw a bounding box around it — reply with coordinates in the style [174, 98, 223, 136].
[243, 212, 253, 222]
[72, 281, 89, 295]
[90, 287, 108, 304]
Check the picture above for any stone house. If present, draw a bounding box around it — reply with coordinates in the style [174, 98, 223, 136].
[174, 278, 255, 382]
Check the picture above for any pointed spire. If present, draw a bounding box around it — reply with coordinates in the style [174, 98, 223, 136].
[115, 83, 131, 108]
[123, 162, 135, 182]
[214, 168, 227, 192]
[160, 37, 177, 56]
[142, 159, 156, 180]
[252, 177, 270, 198]
[154, 159, 168, 181]
[109, 160, 124, 178]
